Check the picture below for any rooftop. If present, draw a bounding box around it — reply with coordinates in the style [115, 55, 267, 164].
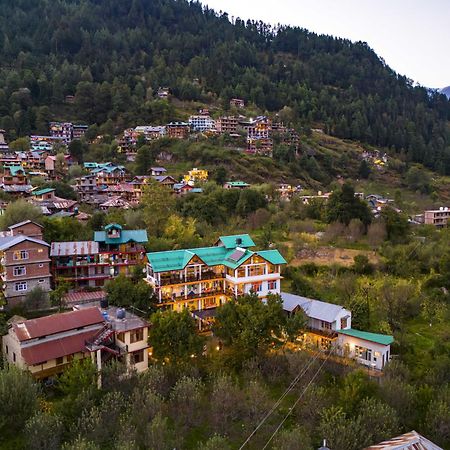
[13, 307, 104, 341]
[364, 430, 443, 450]
[94, 228, 148, 245]
[338, 328, 394, 346]
[31, 187, 55, 196]
[0, 235, 49, 251]
[50, 241, 99, 256]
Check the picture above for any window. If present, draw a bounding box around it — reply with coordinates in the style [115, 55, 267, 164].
[340, 317, 348, 329]
[355, 345, 372, 361]
[321, 321, 332, 330]
[38, 279, 45, 283]
[117, 332, 125, 343]
[13, 250, 29, 261]
[131, 349, 144, 364]
[13, 352, 16, 362]
[5, 345, 8, 354]
[268, 280, 277, 291]
[251, 283, 262, 292]
[130, 329, 144, 343]
[14, 281, 27, 292]
[56, 357, 64, 365]
[13, 266, 26, 276]
[38, 249, 43, 253]
[39, 264, 44, 268]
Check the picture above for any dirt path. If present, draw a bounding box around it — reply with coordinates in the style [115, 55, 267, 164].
[291, 246, 379, 267]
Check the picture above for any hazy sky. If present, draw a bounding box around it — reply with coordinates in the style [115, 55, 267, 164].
[201, 0, 450, 88]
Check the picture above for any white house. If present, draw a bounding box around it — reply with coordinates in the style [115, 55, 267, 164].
[281, 292, 393, 371]
[188, 115, 216, 132]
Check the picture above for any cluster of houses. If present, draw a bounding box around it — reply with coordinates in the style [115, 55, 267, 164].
[118, 108, 299, 158]
[1, 224, 394, 381]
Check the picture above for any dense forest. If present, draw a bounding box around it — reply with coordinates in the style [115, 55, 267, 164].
[0, 0, 450, 173]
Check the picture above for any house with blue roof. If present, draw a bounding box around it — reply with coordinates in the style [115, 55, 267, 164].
[84, 162, 127, 186]
[145, 234, 287, 327]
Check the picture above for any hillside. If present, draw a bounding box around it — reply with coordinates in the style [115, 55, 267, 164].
[0, 0, 449, 175]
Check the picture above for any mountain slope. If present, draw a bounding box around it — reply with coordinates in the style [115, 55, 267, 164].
[0, 0, 449, 173]
[441, 86, 450, 99]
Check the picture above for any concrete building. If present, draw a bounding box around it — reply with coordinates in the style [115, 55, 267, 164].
[424, 207, 450, 228]
[166, 122, 190, 139]
[2, 305, 150, 380]
[188, 115, 216, 132]
[216, 116, 239, 134]
[0, 221, 51, 307]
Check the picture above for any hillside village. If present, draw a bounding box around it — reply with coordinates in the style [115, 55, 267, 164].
[0, 1, 450, 449]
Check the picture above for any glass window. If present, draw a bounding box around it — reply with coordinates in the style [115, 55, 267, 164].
[321, 321, 332, 330]
[56, 357, 64, 365]
[130, 329, 144, 343]
[13, 250, 29, 261]
[14, 281, 27, 292]
[268, 280, 277, 290]
[13, 266, 26, 276]
[132, 350, 144, 364]
[355, 345, 372, 361]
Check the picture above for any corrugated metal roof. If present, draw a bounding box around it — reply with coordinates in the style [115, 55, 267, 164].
[94, 229, 148, 245]
[338, 328, 394, 346]
[364, 430, 443, 450]
[217, 234, 255, 249]
[50, 241, 99, 256]
[64, 290, 106, 305]
[13, 307, 104, 341]
[0, 235, 49, 251]
[281, 292, 348, 323]
[21, 329, 101, 365]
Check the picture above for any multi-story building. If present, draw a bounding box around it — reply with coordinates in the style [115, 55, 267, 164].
[0, 221, 51, 308]
[49, 122, 73, 144]
[246, 116, 273, 156]
[166, 122, 190, 139]
[424, 207, 450, 228]
[30, 188, 78, 216]
[281, 292, 393, 371]
[72, 124, 88, 140]
[51, 224, 148, 290]
[183, 168, 208, 184]
[216, 116, 239, 135]
[145, 234, 286, 327]
[188, 115, 216, 132]
[2, 304, 150, 380]
[0, 165, 32, 196]
[74, 174, 98, 202]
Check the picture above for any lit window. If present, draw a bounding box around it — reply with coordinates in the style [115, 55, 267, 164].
[13, 250, 29, 261]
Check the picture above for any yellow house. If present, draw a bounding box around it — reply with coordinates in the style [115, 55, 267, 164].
[183, 168, 208, 184]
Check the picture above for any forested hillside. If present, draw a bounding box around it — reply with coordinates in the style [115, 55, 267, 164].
[1, 0, 450, 173]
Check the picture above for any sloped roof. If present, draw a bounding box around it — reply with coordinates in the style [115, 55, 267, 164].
[147, 240, 286, 273]
[21, 329, 101, 365]
[31, 188, 55, 196]
[13, 307, 104, 341]
[0, 235, 49, 251]
[5, 165, 25, 176]
[225, 181, 250, 187]
[8, 220, 43, 230]
[94, 229, 148, 245]
[281, 292, 349, 323]
[364, 430, 442, 450]
[50, 241, 99, 256]
[338, 328, 393, 346]
[217, 234, 255, 249]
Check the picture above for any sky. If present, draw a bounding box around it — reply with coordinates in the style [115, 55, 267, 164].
[201, 0, 450, 89]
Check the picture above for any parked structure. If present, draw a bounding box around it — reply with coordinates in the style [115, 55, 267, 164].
[0, 221, 51, 307]
[281, 292, 393, 371]
[424, 207, 450, 228]
[145, 234, 286, 329]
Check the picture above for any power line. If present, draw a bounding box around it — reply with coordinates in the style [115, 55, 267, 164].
[261, 350, 333, 450]
[238, 348, 323, 450]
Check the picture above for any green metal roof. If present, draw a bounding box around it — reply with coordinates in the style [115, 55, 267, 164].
[217, 234, 255, 249]
[105, 223, 122, 231]
[31, 188, 55, 196]
[146, 238, 286, 273]
[256, 250, 287, 265]
[94, 229, 148, 245]
[226, 181, 249, 186]
[338, 329, 394, 346]
[6, 165, 25, 176]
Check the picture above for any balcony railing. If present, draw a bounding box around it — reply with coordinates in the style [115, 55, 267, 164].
[161, 288, 226, 303]
[159, 270, 224, 286]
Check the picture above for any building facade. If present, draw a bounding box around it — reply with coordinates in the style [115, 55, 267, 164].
[0, 222, 51, 307]
[145, 234, 286, 321]
[424, 207, 450, 227]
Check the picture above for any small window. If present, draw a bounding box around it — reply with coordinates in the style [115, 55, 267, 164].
[13, 353, 16, 362]
[38, 279, 45, 283]
[13, 250, 29, 261]
[13, 266, 26, 276]
[38, 249, 43, 253]
[268, 280, 277, 291]
[5, 345, 8, 354]
[130, 329, 144, 343]
[39, 264, 44, 268]
[56, 357, 64, 365]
